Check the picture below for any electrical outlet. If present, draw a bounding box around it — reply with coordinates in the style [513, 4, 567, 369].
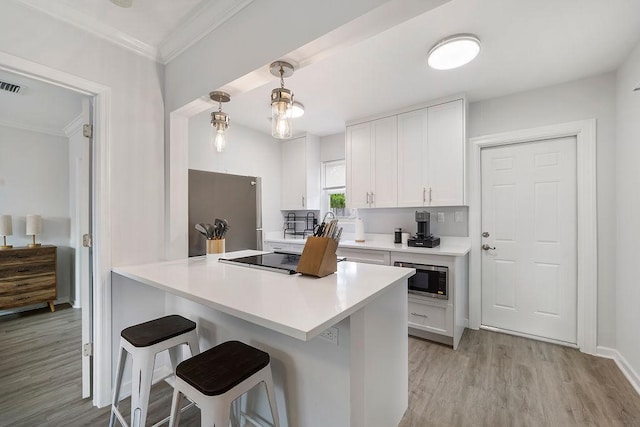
[318, 326, 338, 345]
[455, 211, 464, 223]
[437, 212, 445, 223]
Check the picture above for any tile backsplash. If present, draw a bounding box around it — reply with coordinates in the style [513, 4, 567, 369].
[352, 206, 468, 237]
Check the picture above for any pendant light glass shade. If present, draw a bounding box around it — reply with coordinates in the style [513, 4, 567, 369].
[209, 91, 231, 153]
[211, 113, 228, 152]
[269, 61, 296, 140]
[271, 88, 293, 139]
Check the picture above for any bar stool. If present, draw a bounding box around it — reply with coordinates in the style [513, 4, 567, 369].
[109, 315, 200, 427]
[168, 340, 279, 427]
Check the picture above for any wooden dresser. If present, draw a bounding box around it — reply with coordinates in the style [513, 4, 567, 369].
[0, 246, 57, 312]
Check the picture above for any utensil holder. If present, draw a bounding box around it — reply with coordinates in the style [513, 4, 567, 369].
[206, 239, 225, 255]
[296, 236, 338, 277]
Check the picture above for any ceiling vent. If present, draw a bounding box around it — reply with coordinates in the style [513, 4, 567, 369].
[0, 80, 21, 94]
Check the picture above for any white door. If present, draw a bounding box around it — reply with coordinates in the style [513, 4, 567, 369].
[481, 137, 577, 344]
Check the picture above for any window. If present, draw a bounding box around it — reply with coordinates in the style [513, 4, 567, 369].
[322, 160, 353, 218]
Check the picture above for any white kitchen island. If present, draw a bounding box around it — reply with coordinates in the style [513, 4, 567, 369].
[113, 250, 414, 427]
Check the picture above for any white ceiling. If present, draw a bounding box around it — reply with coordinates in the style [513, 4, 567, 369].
[217, 0, 640, 137]
[6, 0, 640, 139]
[0, 69, 85, 136]
[12, 0, 253, 63]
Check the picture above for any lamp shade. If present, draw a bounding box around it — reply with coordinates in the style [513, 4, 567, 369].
[26, 214, 42, 235]
[0, 215, 12, 236]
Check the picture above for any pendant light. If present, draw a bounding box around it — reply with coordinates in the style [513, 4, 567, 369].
[209, 91, 230, 152]
[269, 61, 295, 139]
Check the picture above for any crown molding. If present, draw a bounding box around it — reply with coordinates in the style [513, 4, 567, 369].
[159, 0, 255, 64]
[12, 0, 160, 62]
[13, 0, 255, 65]
[0, 118, 65, 137]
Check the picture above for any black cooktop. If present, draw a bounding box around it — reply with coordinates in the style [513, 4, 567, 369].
[218, 252, 301, 275]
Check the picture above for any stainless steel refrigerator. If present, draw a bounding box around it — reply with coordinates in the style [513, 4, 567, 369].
[188, 169, 262, 256]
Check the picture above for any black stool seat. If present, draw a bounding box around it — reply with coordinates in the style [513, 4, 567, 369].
[176, 341, 270, 396]
[121, 315, 196, 347]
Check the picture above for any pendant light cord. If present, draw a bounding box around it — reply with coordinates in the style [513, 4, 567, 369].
[280, 66, 285, 89]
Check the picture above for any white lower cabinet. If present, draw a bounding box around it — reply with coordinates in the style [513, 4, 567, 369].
[264, 240, 468, 349]
[408, 299, 449, 335]
[336, 247, 390, 265]
[263, 241, 304, 254]
[391, 251, 468, 350]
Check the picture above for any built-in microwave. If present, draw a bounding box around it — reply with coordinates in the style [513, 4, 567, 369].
[393, 261, 448, 300]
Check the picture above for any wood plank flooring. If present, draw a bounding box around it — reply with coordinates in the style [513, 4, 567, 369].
[2, 305, 639, 426]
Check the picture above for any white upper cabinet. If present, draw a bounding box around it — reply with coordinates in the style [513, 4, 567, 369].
[281, 134, 320, 210]
[346, 116, 397, 209]
[426, 100, 464, 206]
[397, 109, 428, 206]
[398, 99, 465, 207]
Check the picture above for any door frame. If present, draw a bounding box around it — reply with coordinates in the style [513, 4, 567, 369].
[0, 51, 113, 405]
[468, 119, 597, 354]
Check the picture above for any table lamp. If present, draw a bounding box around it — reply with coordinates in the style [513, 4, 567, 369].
[0, 215, 12, 249]
[26, 214, 42, 248]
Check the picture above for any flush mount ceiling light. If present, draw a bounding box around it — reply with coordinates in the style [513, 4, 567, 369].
[270, 61, 295, 139]
[289, 101, 305, 118]
[210, 91, 231, 153]
[110, 0, 133, 7]
[427, 34, 481, 70]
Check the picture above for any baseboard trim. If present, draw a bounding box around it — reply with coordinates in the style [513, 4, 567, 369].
[596, 346, 640, 396]
[480, 325, 579, 349]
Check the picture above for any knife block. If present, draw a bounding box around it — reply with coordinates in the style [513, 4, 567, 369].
[296, 236, 338, 277]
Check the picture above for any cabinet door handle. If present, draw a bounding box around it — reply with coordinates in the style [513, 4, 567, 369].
[422, 188, 426, 203]
[301, 196, 305, 207]
[366, 192, 370, 205]
[429, 187, 433, 203]
[411, 312, 429, 318]
[370, 192, 374, 206]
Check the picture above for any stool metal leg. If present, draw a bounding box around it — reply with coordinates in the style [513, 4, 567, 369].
[263, 367, 280, 427]
[109, 342, 128, 427]
[210, 398, 231, 427]
[169, 330, 200, 372]
[130, 351, 156, 427]
[168, 388, 184, 427]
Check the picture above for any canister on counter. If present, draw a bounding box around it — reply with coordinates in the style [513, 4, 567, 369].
[394, 228, 402, 244]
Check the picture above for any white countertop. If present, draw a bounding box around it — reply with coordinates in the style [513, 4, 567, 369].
[265, 235, 471, 257]
[113, 250, 415, 341]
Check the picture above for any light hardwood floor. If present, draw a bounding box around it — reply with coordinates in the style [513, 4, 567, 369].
[1, 305, 639, 426]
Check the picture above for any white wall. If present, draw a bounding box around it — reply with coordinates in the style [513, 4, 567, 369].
[615, 41, 640, 382]
[320, 133, 346, 162]
[0, 125, 73, 305]
[468, 72, 617, 348]
[0, 1, 167, 404]
[188, 113, 282, 233]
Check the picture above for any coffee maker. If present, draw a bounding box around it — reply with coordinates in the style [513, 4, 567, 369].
[408, 211, 440, 248]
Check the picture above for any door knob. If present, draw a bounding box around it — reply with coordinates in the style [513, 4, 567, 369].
[482, 244, 496, 251]
[482, 232, 490, 238]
